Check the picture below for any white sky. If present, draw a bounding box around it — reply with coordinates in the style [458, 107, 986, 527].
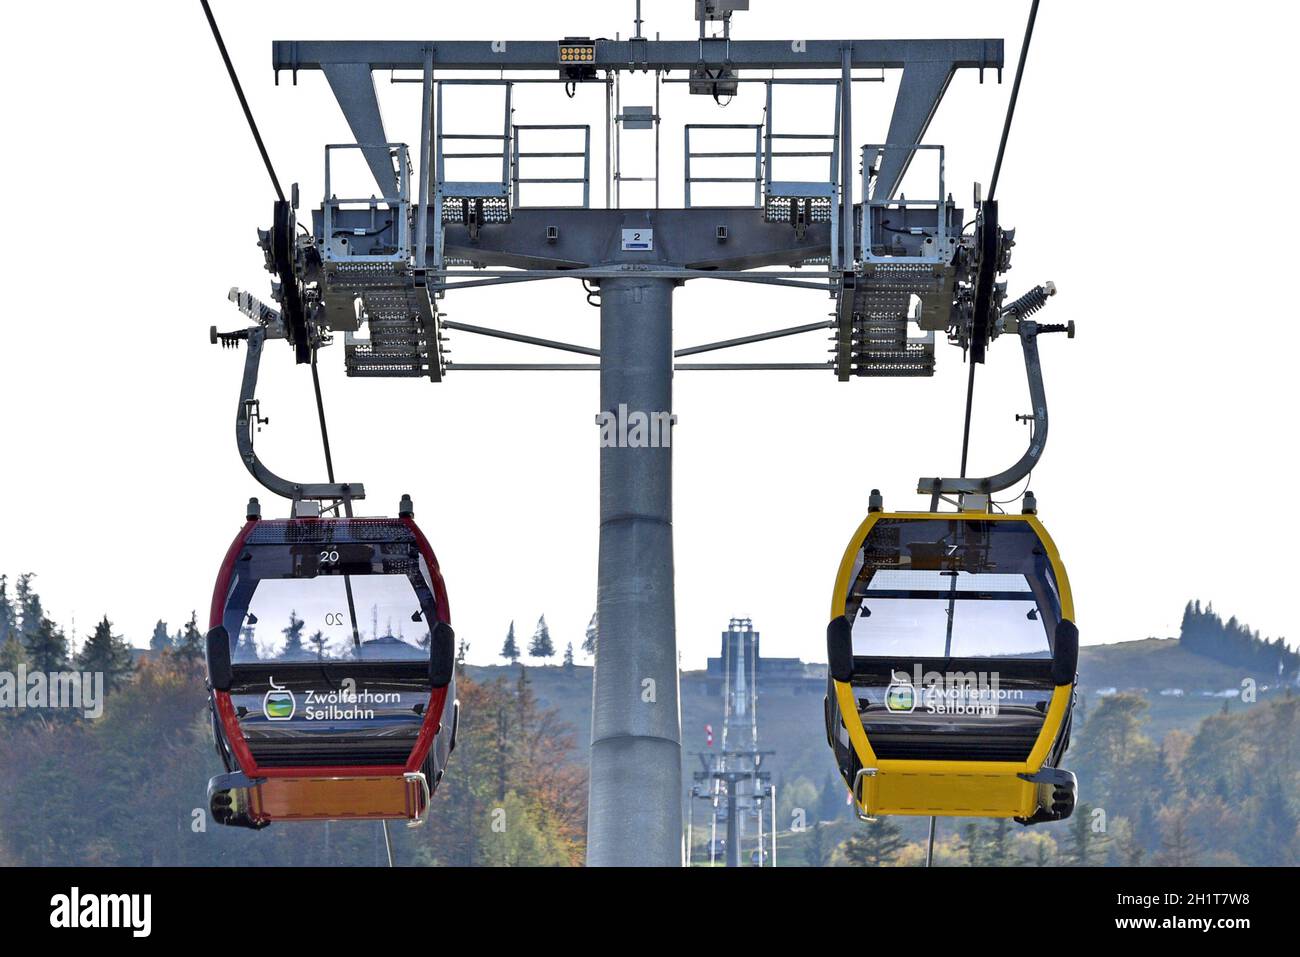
[1, 1, 1295, 667]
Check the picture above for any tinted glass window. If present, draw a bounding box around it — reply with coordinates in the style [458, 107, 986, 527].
[220, 524, 438, 663]
[845, 519, 1060, 659]
[233, 573, 431, 661]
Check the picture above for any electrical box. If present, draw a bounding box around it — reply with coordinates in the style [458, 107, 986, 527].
[689, 66, 738, 96]
[696, 0, 749, 21]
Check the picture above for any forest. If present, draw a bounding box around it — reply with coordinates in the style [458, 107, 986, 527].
[0, 573, 1296, 866]
[1179, 600, 1297, 675]
[812, 688, 1298, 867]
[0, 573, 584, 866]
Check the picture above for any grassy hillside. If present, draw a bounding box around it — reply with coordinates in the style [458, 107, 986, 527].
[1077, 637, 1285, 740]
[1077, 637, 1271, 693]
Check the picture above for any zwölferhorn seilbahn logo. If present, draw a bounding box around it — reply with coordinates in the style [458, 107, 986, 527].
[885, 672, 917, 713]
[263, 676, 296, 720]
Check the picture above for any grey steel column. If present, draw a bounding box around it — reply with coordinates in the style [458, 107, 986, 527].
[587, 276, 682, 867]
[725, 783, 739, 868]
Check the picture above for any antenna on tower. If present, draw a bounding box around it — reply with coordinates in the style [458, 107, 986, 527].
[689, 618, 776, 867]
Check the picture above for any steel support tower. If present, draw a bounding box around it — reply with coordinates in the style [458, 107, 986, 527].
[690, 618, 775, 867]
[590, 276, 680, 865]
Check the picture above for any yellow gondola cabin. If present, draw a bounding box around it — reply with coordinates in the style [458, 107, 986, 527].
[824, 510, 1079, 824]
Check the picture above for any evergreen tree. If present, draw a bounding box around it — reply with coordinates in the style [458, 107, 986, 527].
[76, 615, 134, 694]
[1063, 803, 1108, 866]
[1025, 833, 1056, 867]
[515, 666, 538, 739]
[819, 772, 848, 822]
[501, 620, 520, 663]
[26, 616, 70, 673]
[236, 622, 259, 660]
[307, 630, 330, 661]
[562, 642, 575, 674]
[1248, 774, 1298, 866]
[959, 822, 986, 866]
[1111, 818, 1146, 866]
[0, 575, 14, 646]
[840, 818, 905, 866]
[14, 576, 66, 674]
[1133, 790, 1160, 852]
[0, 578, 27, 718]
[987, 818, 1010, 864]
[1154, 808, 1196, 866]
[1034, 841, 1052, 867]
[582, 611, 598, 657]
[778, 775, 819, 832]
[280, 611, 307, 660]
[15, 574, 43, 651]
[529, 615, 555, 659]
[0, 629, 27, 677]
[804, 822, 834, 867]
[175, 611, 204, 663]
[149, 619, 171, 652]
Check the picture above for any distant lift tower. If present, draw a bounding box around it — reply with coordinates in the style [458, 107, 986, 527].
[690, 618, 776, 867]
[230, 0, 1014, 865]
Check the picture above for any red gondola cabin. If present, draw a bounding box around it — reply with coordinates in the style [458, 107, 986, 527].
[204, 513, 457, 829]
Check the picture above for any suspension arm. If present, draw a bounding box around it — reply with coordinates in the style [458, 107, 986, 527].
[236, 327, 366, 502]
[916, 320, 1059, 497]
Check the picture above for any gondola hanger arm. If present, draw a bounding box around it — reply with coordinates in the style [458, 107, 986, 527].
[213, 319, 366, 504]
[917, 285, 1072, 498]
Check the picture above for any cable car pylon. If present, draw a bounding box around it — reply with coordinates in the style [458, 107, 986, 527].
[194, 0, 1083, 866]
